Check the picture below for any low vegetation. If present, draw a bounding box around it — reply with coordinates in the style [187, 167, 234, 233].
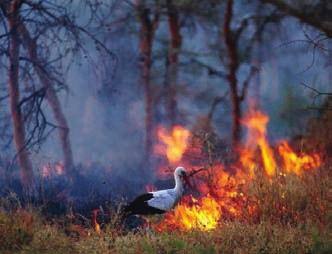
[0, 166, 330, 254]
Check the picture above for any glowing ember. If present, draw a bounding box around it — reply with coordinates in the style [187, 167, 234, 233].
[55, 162, 65, 175]
[41, 161, 64, 178]
[155, 125, 191, 164]
[241, 110, 276, 176]
[41, 164, 52, 178]
[278, 141, 321, 175]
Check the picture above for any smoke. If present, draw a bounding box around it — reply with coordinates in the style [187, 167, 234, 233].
[1, 1, 330, 197]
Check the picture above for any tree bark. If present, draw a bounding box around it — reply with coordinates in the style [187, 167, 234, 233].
[7, 0, 34, 190]
[251, 3, 264, 108]
[19, 23, 74, 174]
[137, 6, 159, 170]
[165, 0, 181, 126]
[223, 0, 241, 148]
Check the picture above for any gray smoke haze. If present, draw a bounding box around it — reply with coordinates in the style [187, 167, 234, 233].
[1, 1, 330, 188]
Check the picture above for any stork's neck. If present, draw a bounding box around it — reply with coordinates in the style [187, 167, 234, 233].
[174, 174, 184, 195]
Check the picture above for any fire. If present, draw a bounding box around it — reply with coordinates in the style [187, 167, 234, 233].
[155, 125, 191, 164]
[92, 209, 101, 234]
[95, 222, 101, 234]
[41, 164, 52, 178]
[152, 109, 322, 232]
[278, 141, 321, 175]
[241, 110, 276, 176]
[155, 195, 221, 231]
[41, 161, 64, 178]
[153, 165, 247, 232]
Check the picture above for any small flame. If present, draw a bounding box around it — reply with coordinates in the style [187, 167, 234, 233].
[41, 161, 64, 178]
[92, 209, 101, 234]
[55, 162, 65, 175]
[278, 141, 321, 175]
[155, 125, 191, 164]
[41, 164, 52, 178]
[95, 222, 101, 234]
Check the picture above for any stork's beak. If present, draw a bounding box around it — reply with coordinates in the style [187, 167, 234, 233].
[183, 173, 192, 189]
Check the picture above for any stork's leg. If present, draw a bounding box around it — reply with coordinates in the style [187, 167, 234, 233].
[144, 217, 151, 230]
[143, 214, 164, 232]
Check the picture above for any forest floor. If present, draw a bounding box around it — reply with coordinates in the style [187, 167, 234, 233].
[0, 166, 331, 254]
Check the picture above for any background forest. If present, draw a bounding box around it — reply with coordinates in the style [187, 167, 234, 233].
[0, 0, 331, 253]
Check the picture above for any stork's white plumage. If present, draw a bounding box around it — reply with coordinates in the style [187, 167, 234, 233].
[124, 167, 188, 215]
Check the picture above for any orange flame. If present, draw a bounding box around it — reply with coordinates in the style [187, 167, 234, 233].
[154, 166, 247, 232]
[155, 125, 191, 164]
[92, 209, 101, 234]
[241, 110, 276, 176]
[95, 222, 101, 234]
[278, 141, 321, 175]
[153, 109, 322, 232]
[155, 195, 221, 231]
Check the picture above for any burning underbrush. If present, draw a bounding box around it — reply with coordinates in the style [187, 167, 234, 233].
[151, 109, 327, 232]
[0, 169, 330, 254]
[0, 108, 330, 253]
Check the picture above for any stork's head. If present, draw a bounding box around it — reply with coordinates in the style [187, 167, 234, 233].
[174, 167, 191, 187]
[174, 166, 186, 177]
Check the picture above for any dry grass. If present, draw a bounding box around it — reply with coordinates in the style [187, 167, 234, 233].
[0, 167, 330, 254]
[1, 218, 329, 254]
[244, 167, 330, 226]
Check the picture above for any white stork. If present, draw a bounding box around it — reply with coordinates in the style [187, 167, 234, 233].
[124, 167, 189, 215]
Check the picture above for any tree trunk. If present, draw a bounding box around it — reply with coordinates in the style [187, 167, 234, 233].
[223, 0, 241, 148]
[137, 6, 158, 170]
[328, 40, 332, 85]
[229, 82, 241, 148]
[19, 24, 74, 174]
[252, 3, 264, 107]
[165, 0, 181, 126]
[8, 0, 34, 190]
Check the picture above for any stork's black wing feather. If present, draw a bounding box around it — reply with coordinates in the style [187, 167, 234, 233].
[123, 193, 166, 215]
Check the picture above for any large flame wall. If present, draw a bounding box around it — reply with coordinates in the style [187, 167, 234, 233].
[152, 109, 322, 231]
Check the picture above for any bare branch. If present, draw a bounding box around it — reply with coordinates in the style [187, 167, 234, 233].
[208, 92, 229, 121]
[240, 66, 259, 101]
[190, 58, 227, 78]
[188, 167, 208, 177]
[301, 82, 332, 96]
[261, 0, 332, 37]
